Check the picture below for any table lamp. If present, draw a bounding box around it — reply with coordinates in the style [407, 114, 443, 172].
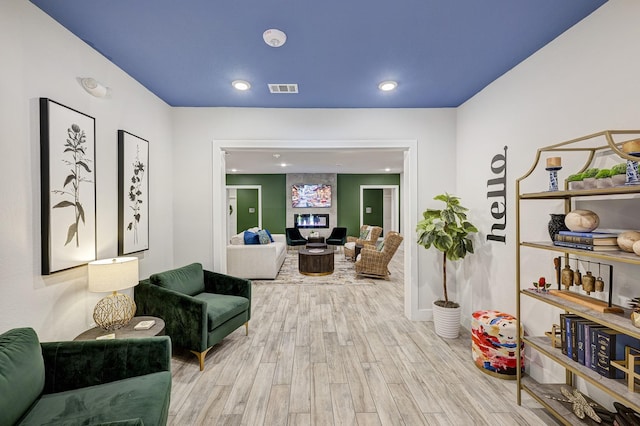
[88, 257, 139, 331]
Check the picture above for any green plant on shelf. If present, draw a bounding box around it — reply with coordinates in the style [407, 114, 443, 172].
[567, 173, 584, 182]
[611, 162, 627, 175]
[582, 168, 599, 178]
[595, 169, 612, 179]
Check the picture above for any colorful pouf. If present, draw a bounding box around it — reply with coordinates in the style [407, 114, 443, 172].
[471, 310, 524, 380]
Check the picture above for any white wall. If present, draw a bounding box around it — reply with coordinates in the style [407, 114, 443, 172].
[172, 108, 457, 317]
[457, 0, 640, 389]
[0, 2, 174, 340]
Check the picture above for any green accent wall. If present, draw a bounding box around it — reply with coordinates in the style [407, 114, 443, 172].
[226, 173, 399, 238]
[363, 189, 384, 233]
[337, 174, 401, 237]
[226, 174, 287, 233]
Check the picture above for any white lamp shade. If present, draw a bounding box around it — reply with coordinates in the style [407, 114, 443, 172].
[88, 257, 139, 293]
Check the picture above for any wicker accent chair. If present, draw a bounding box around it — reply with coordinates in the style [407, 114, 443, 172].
[344, 225, 382, 260]
[355, 231, 403, 279]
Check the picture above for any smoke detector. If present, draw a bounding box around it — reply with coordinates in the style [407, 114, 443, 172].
[263, 29, 287, 47]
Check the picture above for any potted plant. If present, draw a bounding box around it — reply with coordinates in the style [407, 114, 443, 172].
[566, 173, 584, 191]
[582, 168, 599, 189]
[595, 168, 613, 188]
[611, 162, 627, 186]
[416, 193, 478, 338]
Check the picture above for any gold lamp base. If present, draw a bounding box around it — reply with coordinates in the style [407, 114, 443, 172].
[93, 291, 136, 331]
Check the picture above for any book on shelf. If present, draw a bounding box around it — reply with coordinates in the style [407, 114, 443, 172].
[595, 329, 640, 379]
[571, 318, 592, 363]
[558, 230, 621, 238]
[584, 323, 607, 369]
[553, 241, 620, 251]
[576, 320, 597, 365]
[560, 314, 581, 357]
[555, 234, 618, 246]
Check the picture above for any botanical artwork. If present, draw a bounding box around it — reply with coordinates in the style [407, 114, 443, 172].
[118, 130, 149, 255]
[40, 98, 96, 274]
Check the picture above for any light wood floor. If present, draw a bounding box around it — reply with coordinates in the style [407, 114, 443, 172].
[167, 247, 559, 425]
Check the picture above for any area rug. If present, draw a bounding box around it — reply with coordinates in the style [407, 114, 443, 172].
[251, 250, 376, 285]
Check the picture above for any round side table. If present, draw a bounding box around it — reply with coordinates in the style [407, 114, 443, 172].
[74, 316, 165, 340]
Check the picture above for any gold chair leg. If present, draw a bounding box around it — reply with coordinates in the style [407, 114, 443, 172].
[245, 321, 249, 336]
[190, 347, 212, 371]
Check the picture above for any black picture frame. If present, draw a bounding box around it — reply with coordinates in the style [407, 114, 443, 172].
[40, 98, 97, 274]
[118, 130, 149, 255]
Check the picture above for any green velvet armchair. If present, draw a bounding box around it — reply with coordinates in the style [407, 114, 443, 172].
[135, 263, 251, 371]
[0, 327, 171, 426]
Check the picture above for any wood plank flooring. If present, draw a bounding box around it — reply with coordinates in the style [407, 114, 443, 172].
[168, 247, 559, 425]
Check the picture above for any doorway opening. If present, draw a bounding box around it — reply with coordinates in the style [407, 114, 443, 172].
[360, 185, 399, 236]
[211, 139, 421, 320]
[226, 185, 262, 241]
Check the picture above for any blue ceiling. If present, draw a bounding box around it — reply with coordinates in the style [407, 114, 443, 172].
[30, 0, 606, 108]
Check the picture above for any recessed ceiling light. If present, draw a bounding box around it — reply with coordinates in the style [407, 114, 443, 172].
[385, 168, 391, 172]
[232, 80, 251, 91]
[231, 168, 237, 172]
[378, 81, 398, 91]
[280, 163, 287, 168]
[273, 154, 281, 159]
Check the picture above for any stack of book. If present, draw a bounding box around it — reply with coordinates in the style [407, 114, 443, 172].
[560, 314, 640, 378]
[553, 230, 620, 252]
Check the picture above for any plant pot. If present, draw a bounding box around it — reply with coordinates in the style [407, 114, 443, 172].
[582, 177, 596, 189]
[595, 177, 613, 188]
[568, 181, 584, 190]
[612, 174, 627, 186]
[432, 301, 461, 339]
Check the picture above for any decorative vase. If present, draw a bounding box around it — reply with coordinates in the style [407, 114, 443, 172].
[548, 214, 569, 241]
[432, 301, 461, 339]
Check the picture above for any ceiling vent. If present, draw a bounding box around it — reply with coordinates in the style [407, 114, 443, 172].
[268, 83, 299, 94]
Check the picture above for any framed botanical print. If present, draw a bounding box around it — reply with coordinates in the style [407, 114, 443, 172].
[40, 98, 97, 274]
[118, 130, 149, 255]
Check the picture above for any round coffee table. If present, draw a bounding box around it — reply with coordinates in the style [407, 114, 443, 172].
[74, 316, 165, 340]
[306, 242, 328, 249]
[298, 248, 334, 276]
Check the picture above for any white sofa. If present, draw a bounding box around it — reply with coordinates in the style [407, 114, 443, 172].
[226, 230, 287, 279]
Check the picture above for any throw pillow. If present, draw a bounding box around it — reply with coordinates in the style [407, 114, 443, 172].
[229, 232, 245, 245]
[257, 230, 271, 244]
[359, 228, 370, 240]
[265, 229, 275, 242]
[244, 231, 260, 245]
[376, 240, 385, 251]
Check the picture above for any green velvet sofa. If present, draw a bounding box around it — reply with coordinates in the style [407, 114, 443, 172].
[134, 263, 251, 371]
[0, 327, 171, 426]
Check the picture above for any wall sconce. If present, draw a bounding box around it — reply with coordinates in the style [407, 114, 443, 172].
[78, 77, 109, 98]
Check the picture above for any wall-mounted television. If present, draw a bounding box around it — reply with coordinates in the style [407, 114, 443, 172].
[291, 184, 331, 208]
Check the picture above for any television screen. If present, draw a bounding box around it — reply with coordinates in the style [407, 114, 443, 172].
[292, 184, 331, 208]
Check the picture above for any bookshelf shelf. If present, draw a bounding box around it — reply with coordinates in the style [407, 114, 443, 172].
[516, 130, 640, 424]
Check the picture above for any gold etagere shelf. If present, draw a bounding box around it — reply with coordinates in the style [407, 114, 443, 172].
[515, 130, 640, 424]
